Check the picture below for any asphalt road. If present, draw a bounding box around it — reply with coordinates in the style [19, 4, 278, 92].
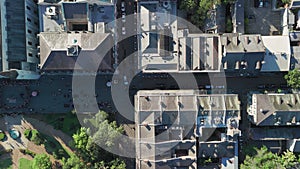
[0, 72, 287, 114]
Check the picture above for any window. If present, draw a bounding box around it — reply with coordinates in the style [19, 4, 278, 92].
[27, 18, 32, 22]
[9, 62, 21, 69]
[27, 29, 32, 34]
[26, 6, 31, 10]
[28, 53, 33, 57]
[71, 24, 88, 31]
[28, 41, 32, 45]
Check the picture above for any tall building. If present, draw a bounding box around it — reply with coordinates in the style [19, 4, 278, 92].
[0, 0, 40, 79]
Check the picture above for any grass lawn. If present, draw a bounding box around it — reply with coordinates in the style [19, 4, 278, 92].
[61, 112, 80, 136]
[0, 158, 12, 169]
[27, 112, 80, 137]
[18, 158, 31, 169]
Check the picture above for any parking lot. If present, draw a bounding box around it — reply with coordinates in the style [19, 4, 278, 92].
[245, 0, 282, 35]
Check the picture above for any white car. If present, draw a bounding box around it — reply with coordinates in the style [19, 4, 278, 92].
[121, 2, 125, 12]
[123, 76, 129, 85]
[215, 85, 225, 89]
[205, 85, 214, 89]
[122, 13, 126, 22]
[122, 27, 126, 35]
[258, 0, 264, 7]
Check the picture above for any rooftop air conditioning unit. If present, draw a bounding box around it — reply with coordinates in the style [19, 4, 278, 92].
[45, 6, 56, 16]
[163, 1, 170, 9]
[67, 45, 79, 56]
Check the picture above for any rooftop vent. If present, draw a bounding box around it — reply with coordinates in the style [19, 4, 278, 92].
[45, 6, 56, 16]
[163, 1, 171, 9]
[67, 45, 79, 56]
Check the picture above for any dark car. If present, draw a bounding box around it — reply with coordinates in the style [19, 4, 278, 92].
[257, 84, 266, 89]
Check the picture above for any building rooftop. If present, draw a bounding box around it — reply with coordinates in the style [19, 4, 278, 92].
[291, 46, 300, 70]
[199, 141, 235, 158]
[137, 0, 179, 72]
[221, 34, 265, 72]
[221, 34, 265, 53]
[38, 0, 115, 72]
[248, 93, 300, 126]
[290, 0, 300, 9]
[39, 32, 113, 71]
[261, 36, 291, 72]
[39, 0, 114, 32]
[135, 90, 240, 169]
[204, 4, 226, 33]
[178, 34, 221, 72]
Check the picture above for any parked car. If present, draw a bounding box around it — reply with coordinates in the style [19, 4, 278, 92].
[205, 85, 214, 89]
[122, 27, 126, 35]
[280, 84, 288, 88]
[257, 84, 266, 89]
[215, 85, 225, 89]
[123, 76, 128, 85]
[258, 0, 264, 7]
[121, 1, 125, 12]
[122, 13, 126, 22]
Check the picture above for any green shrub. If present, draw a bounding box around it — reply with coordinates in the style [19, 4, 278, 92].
[31, 130, 44, 145]
[0, 132, 5, 141]
[24, 129, 31, 139]
[20, 149, 36, 158]
[53, 149, 67, 160]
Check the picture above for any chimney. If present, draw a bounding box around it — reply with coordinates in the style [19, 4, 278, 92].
[245, 36, 250, 44]
[257, 36, 261, 44]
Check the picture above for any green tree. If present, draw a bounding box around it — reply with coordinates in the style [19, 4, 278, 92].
[87, 111, 123, 148]
[180, 0, 196, 12]
[62, 155, 86, 169]
[109, 159, 126, 169]
[279, 151, 297, 169]
[31, 154, 52, 169]
[71, 111, 125, 169]
[241, 146, 282, 169]
[281, 0, 291, 4]
[241, 146, 300, 169]
[284, 69, 300, 89]
[73, 127, 89, 151]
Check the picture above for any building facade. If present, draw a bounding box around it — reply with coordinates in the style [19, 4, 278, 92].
[0, 0, 40, 79]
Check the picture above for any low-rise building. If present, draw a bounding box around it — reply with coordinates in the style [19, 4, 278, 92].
[248, 93, 300, 153]
[38, 0, 115, 72]
[221, 34, 265, 73]
[135, 90, 240, 169]
[248, 93, 300, 126]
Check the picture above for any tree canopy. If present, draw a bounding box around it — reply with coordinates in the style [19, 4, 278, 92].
[31, 154, 52, 169]
[62, 155, 86, 169]
[284, 69, 300, 89]
[71, 111, 125, 169]
[241, 146, 300, 169]
[179, 0, 236, 29]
